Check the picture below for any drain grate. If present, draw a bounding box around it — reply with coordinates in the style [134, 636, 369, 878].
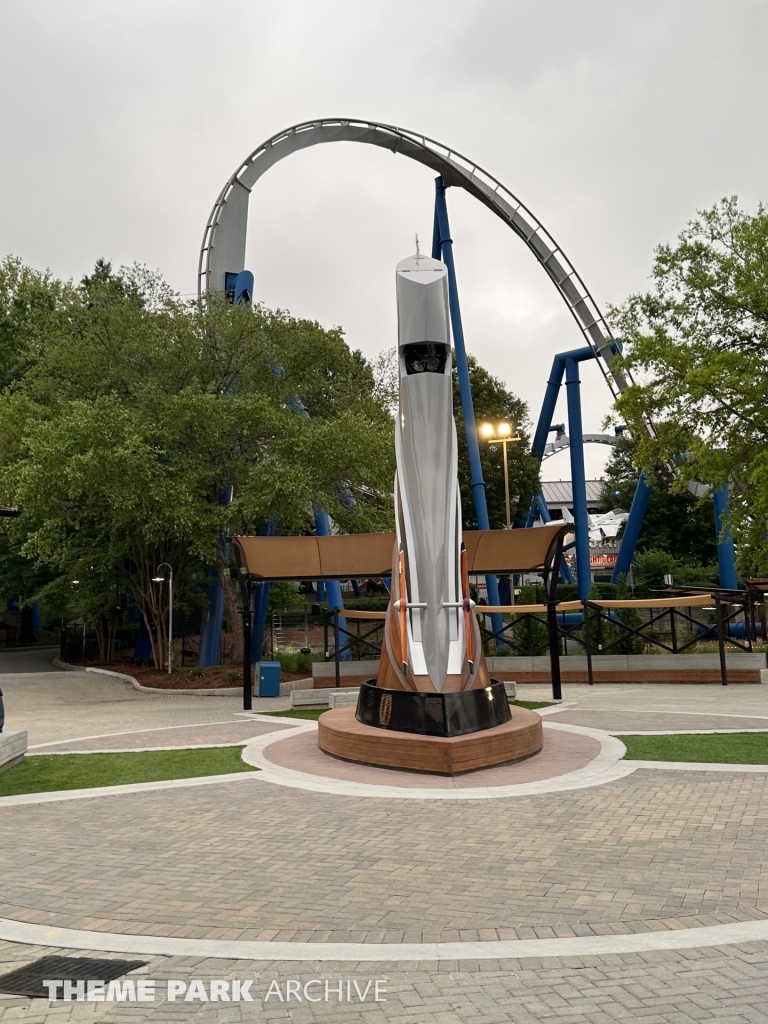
[0, 956, 147, 999]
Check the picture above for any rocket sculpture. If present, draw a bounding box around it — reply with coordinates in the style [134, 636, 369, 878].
[374, 251, 494, 698]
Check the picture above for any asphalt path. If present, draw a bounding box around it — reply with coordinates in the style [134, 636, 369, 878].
[0, 646, 59, 674]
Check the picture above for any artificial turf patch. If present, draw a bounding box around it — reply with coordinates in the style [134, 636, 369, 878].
[619, 731, 768, 764]
[0, 745, 257, 797]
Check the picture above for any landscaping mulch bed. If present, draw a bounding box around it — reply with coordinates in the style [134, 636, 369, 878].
[91, 662, 311, 690]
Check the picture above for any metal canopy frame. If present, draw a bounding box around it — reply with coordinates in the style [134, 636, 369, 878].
[198, 118, 637, 405]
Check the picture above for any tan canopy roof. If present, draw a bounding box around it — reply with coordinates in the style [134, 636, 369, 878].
[464, 523, 570, 574]
[233, 523, 570, 581]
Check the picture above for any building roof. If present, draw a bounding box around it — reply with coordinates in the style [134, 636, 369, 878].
[541, 480, 604, 508]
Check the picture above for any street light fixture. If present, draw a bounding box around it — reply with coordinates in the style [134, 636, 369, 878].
[152, 563, 174, 673]
[478, 421, 521, 529]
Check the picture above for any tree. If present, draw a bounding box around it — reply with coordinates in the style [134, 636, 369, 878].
[452, 355, 540, 530]
[609, 197, 768, 574]
[0, 256, 70, 391]
[600, 435, 718, 565]
[0, 261, 396, 669]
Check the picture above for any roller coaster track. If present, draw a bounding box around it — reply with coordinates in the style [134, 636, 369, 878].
[198, 118, 638, 406]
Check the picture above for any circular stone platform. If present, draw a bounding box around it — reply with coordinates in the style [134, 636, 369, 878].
[317, 706, 543, 775]
[261, 720, 603, 789]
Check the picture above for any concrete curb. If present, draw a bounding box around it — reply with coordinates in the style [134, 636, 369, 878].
[3, 914, 768, 962]
[53, 658, 240, 696]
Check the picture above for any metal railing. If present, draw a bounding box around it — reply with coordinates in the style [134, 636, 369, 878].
[325, 589, 766, 689]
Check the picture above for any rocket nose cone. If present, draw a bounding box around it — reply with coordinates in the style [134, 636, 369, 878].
[395, 254, 446, 277]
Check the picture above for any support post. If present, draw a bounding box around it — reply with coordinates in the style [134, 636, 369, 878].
[333, 610, 341, 688]
[545, 536, 565, 701]
[315, 510, 350, 659]
[250, 520, 275, 663]
[565, 357, 592, 600]
[611, 473, 652, 582]
[433, 178, 503, 636]
[715, 593, 728, 686]
[583, 599, 594, 685]
[242, 579, 252, 710]
[198, 487, 233, 667]
[713, 485, 738, 591]
[546, 599, 562, 701]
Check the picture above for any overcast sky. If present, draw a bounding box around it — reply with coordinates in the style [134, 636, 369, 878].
[1, 0, 766, 480]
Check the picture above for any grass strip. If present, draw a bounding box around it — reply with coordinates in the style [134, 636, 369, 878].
[261, 699, 553, 723]
[619, 732, 768, 764]
[0, 746, 257, 797]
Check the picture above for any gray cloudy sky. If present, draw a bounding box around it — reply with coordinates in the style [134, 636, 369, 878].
[1, 0, 766, 479]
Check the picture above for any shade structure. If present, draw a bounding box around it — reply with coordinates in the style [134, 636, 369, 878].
[233, 523, 570, 582]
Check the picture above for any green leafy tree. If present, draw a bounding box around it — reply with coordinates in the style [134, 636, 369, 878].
[0, 261, 395, 668]
[600, 435, 718, 565]
[609, 197, 768, 574]
[452, 355, 540, 530]
[0, 256, 71, 390]
[632, 549, 719, 595]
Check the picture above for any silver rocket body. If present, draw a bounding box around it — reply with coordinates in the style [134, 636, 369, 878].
[394, 253, 465, 692]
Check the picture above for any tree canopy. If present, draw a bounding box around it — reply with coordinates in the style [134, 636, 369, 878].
[599, 435, 717, 566]
[0, 257, 540, 667]
[609, 197, 768, 574]
[0, 259, 395, 666]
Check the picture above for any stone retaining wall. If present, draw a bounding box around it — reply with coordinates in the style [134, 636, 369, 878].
[0, 730, 27, 774]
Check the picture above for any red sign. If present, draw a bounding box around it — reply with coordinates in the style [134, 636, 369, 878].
[590, 553, 618, 567]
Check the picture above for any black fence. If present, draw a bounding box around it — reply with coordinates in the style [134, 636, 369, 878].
[325, 587, 766, 690]
[59, 626, 138, 666]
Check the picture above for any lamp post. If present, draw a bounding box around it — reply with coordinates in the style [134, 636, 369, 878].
[151, 563, 173, 673]
[478, 421, 521, 529]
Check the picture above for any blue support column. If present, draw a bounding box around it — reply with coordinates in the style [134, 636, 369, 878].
[525, 348, 592, 586]
[315, 510, 351, 660]
[565, 356, 592, 600]
[198, 566, 226, 666]
[531, 360, 567, 462]
[714, 484, 738, 590]
[611, 472, 652, 582]
[250, 520, 275, 662]
[198, 487, 233, 667]
[525, 355, 567, 528]
[433, 179, 503, 633]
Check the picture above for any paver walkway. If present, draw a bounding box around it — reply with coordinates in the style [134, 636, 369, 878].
[3, 652, 768, 1020]
[3, 939, 768, 1023]
[3, 768, 768, 943]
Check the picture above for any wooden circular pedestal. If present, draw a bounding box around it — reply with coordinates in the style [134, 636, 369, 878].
[318, 706, 544, 776]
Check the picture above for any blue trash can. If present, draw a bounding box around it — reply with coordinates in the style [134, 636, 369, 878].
[258, 661, 281, 698]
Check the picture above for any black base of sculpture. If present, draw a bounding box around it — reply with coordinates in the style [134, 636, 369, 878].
[355, 679, 511, 738]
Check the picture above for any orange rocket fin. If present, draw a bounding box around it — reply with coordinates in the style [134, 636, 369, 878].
[460, 542, 474, 674]
[398, 546, 408, 675]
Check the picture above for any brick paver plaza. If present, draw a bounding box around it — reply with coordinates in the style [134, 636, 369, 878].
[2, 648, 768, 1021]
